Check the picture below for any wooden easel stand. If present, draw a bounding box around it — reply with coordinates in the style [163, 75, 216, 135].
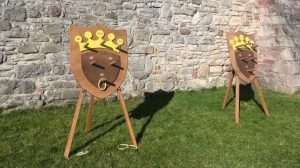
[222, 71, 270, 124]
[64, 88, 137, 159]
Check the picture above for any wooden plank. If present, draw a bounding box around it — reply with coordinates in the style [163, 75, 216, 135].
[235, 77, 240, 124]
[254, 78, 270, 117]
[222, 71, 235, 110]
[117, 89, 138, 147]
[64, 88, 85, 159]
[84, 94, 95, 134]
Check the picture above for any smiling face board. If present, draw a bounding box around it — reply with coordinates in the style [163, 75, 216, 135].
[70, 24, 128, 98]
[226, 32, 258, 83]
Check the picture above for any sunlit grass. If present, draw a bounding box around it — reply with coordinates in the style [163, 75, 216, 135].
[1, 88, 299, 167]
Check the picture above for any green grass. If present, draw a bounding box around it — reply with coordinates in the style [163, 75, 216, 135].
[1, 87, 299, 167]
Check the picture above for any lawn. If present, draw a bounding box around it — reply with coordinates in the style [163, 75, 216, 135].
[1, 87, 299, 167]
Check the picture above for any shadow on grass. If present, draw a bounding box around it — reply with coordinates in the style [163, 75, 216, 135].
[227, 83, 264, 113]
[70, 90, 174, 156]
[130, 90, 175, 143]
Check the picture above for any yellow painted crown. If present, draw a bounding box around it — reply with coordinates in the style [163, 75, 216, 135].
[75, 30, 124, 53]
[230, 35, 255, 51]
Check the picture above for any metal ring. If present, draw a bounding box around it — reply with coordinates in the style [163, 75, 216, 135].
[97, 78, 107, 91]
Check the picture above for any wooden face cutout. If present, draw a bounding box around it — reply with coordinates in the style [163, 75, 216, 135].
[70, 24, 128, 98]
[226, 32, 258, 83]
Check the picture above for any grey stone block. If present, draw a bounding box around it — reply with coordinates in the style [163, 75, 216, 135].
[181, 7, 196, 16]
[44, 90, 61, 102]
[7, 27, 29, 38]
[192, 0, 202, 5]
[3, 7, 27, 21]
[61, 89, 80, 99]
[51, 81, 75, 89]
[0, 21, 11, 31]
[186, 36, 198, 45]
[0, 79, 17, 95]
[92, 3, 106, 16]
[29, 9, 41, 18]
[52, 65, 66, 75]
[117, 10, 134, 20]
[106, 3, 118, 10]
[43, 24, 65, 34]
[31, 34, 49, 42]
[26, 100, 44, 107]
[18, 44, 39, 54]
[7, 0, 25, 6]
[137, 8, 159, 18]
[160, 73, 177, 91]
[15, 80, 35, 94]
[160, 4, 173, 19]
[179, 67, 194, 76]
[129, 56, 154, 80]
[173, 35, 185, 44]
[105, 12, 117, 19]
[16, 64, 51, 78]
[40, 43, 59, 54]
[134, 30, 150, 42]
[0, 95, 8, 105]
[123, 2, 136, 10]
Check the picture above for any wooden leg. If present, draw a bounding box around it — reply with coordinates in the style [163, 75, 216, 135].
[222, 71, 235, 110]
[235, 77, 240, 124]
[84, 94, 95, 134]
[117, 89, 138, 147]
[64, 89, 85, 159]
[253, 78, 270, 117]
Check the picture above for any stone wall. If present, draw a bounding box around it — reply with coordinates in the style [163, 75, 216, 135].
[255, 0, 300, 94]
[0, 0, 299, 111]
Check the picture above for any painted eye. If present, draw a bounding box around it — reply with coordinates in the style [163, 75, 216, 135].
[89, 56, 94, 59]
[109, 56, 113, 61]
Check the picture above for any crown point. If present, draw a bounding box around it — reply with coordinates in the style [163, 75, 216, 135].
[239, 35, 244, 41]
[108, 33, 115, 40]
[117, 39, 124, 45]
[245, 37, 249, 43]
[85, 31, 92, 39]
[75, 36, 82, 42]
[96, 30, 104, 38]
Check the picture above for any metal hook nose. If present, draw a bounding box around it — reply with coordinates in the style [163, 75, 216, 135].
[97, 78, 107, 91]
